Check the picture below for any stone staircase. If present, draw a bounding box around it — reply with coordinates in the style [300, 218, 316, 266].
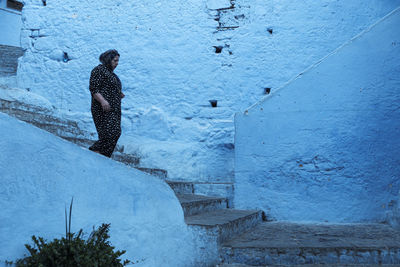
[168, 180, 262, 241]
[2, 89, 400, 266]
[0, 82, 266, 266]
[167, 180, 235, 207]
[169, 180, 263, 266]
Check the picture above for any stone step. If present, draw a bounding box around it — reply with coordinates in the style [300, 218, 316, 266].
[193, 182, 234, 208]
[166, 180, 234, 207]
[0, 96, 51, 113]
[176, 194, 228, 216]
[186, 209, 262, 244]
[111, 152, 140, 167]
[0, 45, 24, 76]
[137, 167, 167, 179]
[220, 222, 400, 266]
[166, 181, 195, 194]
[0, 99, 87, 138]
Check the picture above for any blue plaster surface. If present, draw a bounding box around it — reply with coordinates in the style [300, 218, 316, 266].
[0, 112, 208, 266]
[0, 3, 22, 47]
[13, 0, 400, 182]
[234, 7, 400, 223]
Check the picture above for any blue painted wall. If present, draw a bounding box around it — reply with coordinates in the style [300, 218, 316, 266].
[0, 0, 22, 47]
[15, 0, 400, 182]
[234, 7, 400, 223]
[0, 113, 206, 266]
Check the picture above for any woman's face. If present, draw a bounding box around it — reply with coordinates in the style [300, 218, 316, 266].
[111, 55, 119, 70]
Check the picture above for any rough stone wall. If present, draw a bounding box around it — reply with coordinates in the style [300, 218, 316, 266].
[234, 7, 400, 223]
[16, 0, 400, 181]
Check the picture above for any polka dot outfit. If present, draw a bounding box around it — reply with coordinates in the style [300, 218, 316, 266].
[89, 64, 122, 157]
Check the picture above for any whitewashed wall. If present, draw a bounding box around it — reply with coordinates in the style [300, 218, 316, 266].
[0, 112, 217, 267]
[234, 7, 400, 223]
[16, 0, 400, 182]
[0, 0, 22, 47]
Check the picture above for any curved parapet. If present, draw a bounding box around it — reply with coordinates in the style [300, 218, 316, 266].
[0, 112, 196, 266]
[234, 6, 400, 223]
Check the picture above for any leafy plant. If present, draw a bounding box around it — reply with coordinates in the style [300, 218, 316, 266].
[16, 198, 131, 267]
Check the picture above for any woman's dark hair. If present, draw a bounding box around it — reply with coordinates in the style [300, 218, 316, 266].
[99, 49, 120, 70]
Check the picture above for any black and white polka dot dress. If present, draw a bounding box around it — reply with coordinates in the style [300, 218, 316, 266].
[88, 64, 122, 157]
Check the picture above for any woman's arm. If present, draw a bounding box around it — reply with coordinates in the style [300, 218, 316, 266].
[90, 67, 111, 112]
[93, 93, 111, 112]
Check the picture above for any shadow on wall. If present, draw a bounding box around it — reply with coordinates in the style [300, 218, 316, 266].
[234, 7, 400, 223]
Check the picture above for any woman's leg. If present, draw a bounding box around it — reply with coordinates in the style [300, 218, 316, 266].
[89, 110, 121, 158]
[101, 111, 121, 157]
[89, 106, 108, 154]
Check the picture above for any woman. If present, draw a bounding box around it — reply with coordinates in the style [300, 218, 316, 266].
[88, 49, 124, 157]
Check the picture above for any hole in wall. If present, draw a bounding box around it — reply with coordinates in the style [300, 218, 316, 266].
[213, 46, 223, 54]
[218, 143, 234, 150]
[267, 28, 273, 34]
[234, 14, 245, 20]
[63, 52, 70, 62]
[264, 87, 271, 94]
[209, 100, 218, 107]
[42, 0, 46, 6]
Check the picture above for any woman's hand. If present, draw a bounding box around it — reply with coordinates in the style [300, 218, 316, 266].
[101, 100, 111, 112]
[93, 93, 111, 112]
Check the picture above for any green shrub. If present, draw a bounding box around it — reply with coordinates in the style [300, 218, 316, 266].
[16, 199, 131, 267]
